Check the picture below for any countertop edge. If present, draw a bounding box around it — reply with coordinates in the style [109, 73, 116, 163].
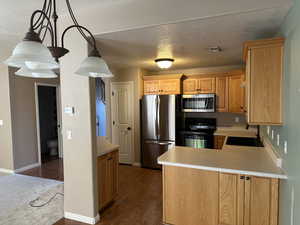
[97, 145, 119, 157]
[157, 160, 288, 179]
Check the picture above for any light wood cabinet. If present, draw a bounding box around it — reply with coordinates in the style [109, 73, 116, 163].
[163, 166, 219, 225]
[183, 77, 216, 94]
[216, 77, 229, 112]
[243, 37, 284, 125]
[219, 173, 279, 225]
[182, 79, 198, 94]
[144, 80, 159, 94]
[214, 135, 226, 149]
[158, 79, 181, 94]
[163, 166, 279, 225]
[98, 150, 119, 210]
[143, 74, 182, 95]
[228, 75, 245, 113]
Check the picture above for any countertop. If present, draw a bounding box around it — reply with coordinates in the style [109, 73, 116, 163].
[214, 126, 258, 138]
[158, 146, 287, 179]
[97, 137, 119, 157]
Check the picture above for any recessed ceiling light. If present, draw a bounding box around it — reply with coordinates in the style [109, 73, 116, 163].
[208, 46, 222, 53]
[155, 58, 174, 69]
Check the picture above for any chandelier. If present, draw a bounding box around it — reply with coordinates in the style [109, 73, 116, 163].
[3, 0, 113, 78]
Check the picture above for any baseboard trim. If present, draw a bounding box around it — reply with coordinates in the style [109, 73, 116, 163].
[0, 168, 15, 174]
[132, 162, 141, 167]
[64, 212, 100, 224]
[14, 163, 40, 173]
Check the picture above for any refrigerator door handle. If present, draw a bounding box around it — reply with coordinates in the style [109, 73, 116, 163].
[157, 96, 160, 139]
[145, 140, 174, 145]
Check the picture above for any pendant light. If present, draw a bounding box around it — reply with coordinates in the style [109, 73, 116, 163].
[15, 67, 57, 78]
[75, 49, 113, 78]
[3, 0, 113, 78]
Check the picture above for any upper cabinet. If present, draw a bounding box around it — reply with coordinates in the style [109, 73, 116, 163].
[228, 74, 245, 113]
[183, 77, 215, 94]
[215, 77, 228, 112]
[243, 38, 284, 125]
[143, 74, 182, 95]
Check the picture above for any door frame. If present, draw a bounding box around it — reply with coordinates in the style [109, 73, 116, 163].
[110, 81, 135, 164]
[34, 82, 63, 165]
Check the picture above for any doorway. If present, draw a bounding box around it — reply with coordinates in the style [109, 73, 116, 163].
[111, 81, 134, 164]
[35, 83, 62, 164]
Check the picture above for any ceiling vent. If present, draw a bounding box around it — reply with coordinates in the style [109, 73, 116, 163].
[208, 46, 222, 53]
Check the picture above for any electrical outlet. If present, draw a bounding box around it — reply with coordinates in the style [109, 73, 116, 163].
[271, 130, 274, 140]
[277, 134, 280, 146]
[235, 117, 240, 123]
[284, 141, 288, 154]
[267, 126, 270, 135]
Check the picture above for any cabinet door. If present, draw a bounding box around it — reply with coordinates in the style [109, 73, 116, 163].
[159, 79, 181, 94]
[216, 77, 228, 112]
[144, 80, 159, 95]
[248, 46, 283, 124]
[219, 173, 245, 225]
[245, 177, 279, 225]
[229, 75, 245, 113]
[163, 166, 219, 225]
[111, 151, 119, 197]
[214, 135, 225, 149]
[183, 79, 198, 94]
[198, 78, 216, 93]
[98, 155, 108, 209]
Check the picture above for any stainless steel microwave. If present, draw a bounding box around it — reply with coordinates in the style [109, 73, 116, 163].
[181, 94, 216, 112]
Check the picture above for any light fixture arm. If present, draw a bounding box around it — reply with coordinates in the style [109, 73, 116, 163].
[61, 24, 101, 57]
[29, 9, 55, 47]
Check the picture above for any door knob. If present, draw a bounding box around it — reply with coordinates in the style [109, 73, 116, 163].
[127, 127, 131, 131]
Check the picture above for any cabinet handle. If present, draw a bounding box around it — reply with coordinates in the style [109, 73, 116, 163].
[240, 176, 245, 180]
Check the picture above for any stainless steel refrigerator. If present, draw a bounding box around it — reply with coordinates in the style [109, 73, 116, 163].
[141, 95, 176, 169]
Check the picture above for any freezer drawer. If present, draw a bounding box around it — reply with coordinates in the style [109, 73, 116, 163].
[142, 140, 174, 169]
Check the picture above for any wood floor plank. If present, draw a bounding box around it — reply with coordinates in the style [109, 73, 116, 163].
[55, 165, 162, 225]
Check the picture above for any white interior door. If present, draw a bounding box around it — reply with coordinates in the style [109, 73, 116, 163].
[111, 82, 134, 164]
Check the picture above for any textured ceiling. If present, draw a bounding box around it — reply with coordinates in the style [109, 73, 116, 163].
[95, 6, 291, 71]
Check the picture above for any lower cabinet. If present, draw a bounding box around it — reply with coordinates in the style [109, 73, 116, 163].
[98, 150, 119, 210]
[219, 173, 279, 225]
[214, 135, 226, 149]
[163, 166, 279, 225]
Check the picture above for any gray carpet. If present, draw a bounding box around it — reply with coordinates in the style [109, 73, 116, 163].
[0, 174, 64, 225]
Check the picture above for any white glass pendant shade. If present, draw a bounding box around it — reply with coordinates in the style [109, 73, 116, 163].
[75, 56, 113, 78]
[4, 41, 59, 70]
[15, 67, 57, 78]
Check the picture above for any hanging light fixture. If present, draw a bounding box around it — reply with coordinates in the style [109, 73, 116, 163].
[3, 0, 113, 78]
[155, 58, 174, 69]
[15, 67, 58, 78]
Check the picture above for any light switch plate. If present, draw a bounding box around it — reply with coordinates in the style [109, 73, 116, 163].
[0, 120, 3, 126]
[67, 130, 72, 140]
[64, 107, 75, 116]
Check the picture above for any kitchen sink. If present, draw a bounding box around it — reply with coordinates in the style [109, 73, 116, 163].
[226, 136, 264, 147]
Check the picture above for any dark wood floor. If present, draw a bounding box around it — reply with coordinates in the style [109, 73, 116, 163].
[55, 165, 163, 225]
[19, 158, 64, 181]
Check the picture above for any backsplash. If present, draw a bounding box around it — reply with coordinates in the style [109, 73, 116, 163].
[184, 112, 247, 127]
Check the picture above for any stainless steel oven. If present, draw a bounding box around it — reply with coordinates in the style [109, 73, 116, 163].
[181, 94, 216, 112]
